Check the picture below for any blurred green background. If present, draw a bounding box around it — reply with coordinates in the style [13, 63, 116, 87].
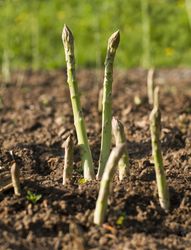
[0, 0, 191, 70]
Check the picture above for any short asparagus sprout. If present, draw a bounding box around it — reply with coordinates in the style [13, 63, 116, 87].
[63, 135, 74, 185]
[62, 25, 95, 180]
[112, 117, 130, 180]
[11, 160, 21, 196]
[94, 143, 126, 226]
[147, 68, 155, 105]
[150, 87, 170, 211]
[97, 30, 120, 179]
[98, 88, 103, 113]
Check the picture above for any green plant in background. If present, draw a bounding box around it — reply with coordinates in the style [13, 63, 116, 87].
[26, 191, 42, 204]
[0, 1, 191, 70]
[62, 25, 95, 180]
[149, 87, 170, 211]
[97, 30, 120, 179]
[116, 212, 126, 225]
[78, 178, 88, 185]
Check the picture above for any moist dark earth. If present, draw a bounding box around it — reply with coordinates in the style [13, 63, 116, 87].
[0, 69, 191, 250]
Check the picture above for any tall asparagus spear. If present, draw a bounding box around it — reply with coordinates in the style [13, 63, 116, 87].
[112, 117, 130, 180]
[94, 143, 126, 226]
[97, 30, 120, 179]
[63, 135, 74, 185]
[147, 68, 155, 105]
[62, 25, 95, 180]
[150, 87, 170, 211]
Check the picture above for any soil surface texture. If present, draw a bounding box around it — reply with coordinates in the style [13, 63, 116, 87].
[0, 69, 191, 250]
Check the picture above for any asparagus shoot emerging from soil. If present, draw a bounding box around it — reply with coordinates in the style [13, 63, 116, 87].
[62, 25, 95, 180]
[147, 68, 155, 105]
[112, 117, 130, 180]
[94, 143, 126, 226]
[150, 87, 170, 211]
[97, 30, 120, 179]
[63, 135, 74, 185]
[10, 155, 21, 196]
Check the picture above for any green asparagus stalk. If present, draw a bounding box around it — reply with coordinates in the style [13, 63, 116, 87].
[150, 87, 169, 210]
[62, 25, 95, 180]
[11, 161, 21, 196]
[97, 30, 120, 179]
[63, 135, 74, 185]
[112, 117, 130, 180]
[94, 143, 126, 226]
[147, 68, 155, 105]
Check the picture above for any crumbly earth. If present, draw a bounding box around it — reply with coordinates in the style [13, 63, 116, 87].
[0, 69, 191, 250]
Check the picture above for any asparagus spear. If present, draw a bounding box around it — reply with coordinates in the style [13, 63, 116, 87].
[150, 87, 170, 211]
[94, 144, 126, 226]
[112, 117, 130, 180]
[97, 30, 120, 179]
[63, 135, 74, 185]
[147, 68, 155, 105]
[11, 161, 21, 196]
[62, 25, 95, 180]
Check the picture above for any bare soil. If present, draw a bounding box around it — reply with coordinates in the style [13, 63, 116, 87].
[0, 69, 191, 250]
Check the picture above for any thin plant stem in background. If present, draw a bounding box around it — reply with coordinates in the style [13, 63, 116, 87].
[98, 88, 103, 113]
[141, 0, 151, 68]
[10, 154, 21, 196]
[150, 87, 170, 211]
[147, 68, 155, 105]
[31, 15, 40, 70]
[63, 135, 74, 185]
[185, 0, 191, 30]
[2, 49, 11, 84]
[62, 25, 95, 180]
[94, 144, 126, 226]
[112, 117, 130, 180]
[97, 30, 120, 179]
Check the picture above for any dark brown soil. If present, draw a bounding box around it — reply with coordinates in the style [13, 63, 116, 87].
[0, 69, 191, 250]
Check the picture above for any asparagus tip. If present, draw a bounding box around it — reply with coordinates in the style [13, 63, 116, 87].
[62, 134, 73, 147]
[112, 116, 117, 126]
[112, 116, 122, 130]
[62, 24, 74, 44]
[108, 30, 120, 52]
[148, 68, 155, 77]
